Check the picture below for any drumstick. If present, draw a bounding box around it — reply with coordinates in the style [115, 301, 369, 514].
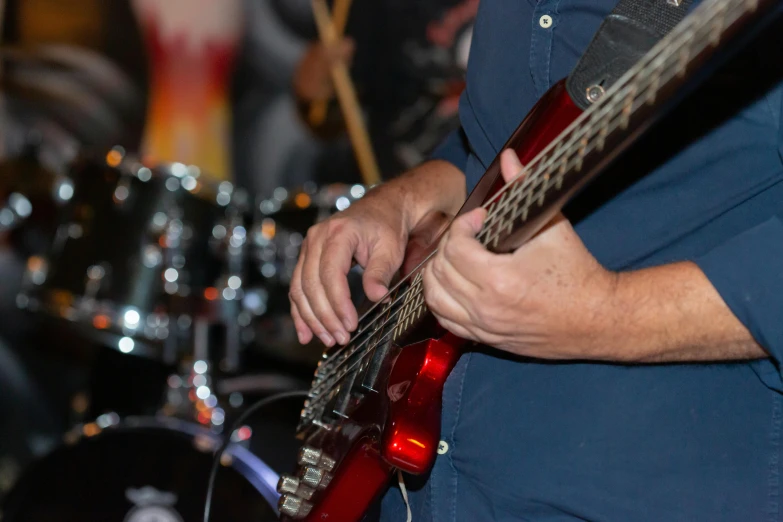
[307, 0, 353, 126]
[311, 0, 381, 186]
[331, 0, 353, 37]
[0, 0, 5, 80]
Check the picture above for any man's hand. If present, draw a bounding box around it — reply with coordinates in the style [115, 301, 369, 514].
[423, 149, 766, 363]
[423, 150, 619, 360]
[290, 160, 466, 348]
[293, 40, 355, 102]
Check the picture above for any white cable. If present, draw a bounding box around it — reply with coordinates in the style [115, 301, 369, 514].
[397, 469, 413, 522]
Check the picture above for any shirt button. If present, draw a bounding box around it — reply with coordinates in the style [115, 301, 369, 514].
[437, 440, 449, 455]
[539, 15, 553, 28]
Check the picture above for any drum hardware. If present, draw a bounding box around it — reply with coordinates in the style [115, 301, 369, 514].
[160, 358, 241, 436]
[0, 192, 32, 233]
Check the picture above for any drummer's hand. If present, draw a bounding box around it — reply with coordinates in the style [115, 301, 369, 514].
[289, 161, 466, 347]
[293, 39, 355, 102]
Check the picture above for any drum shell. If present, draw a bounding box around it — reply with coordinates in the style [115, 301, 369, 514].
[0, 417, 279, 521]
[19, 158, 234, 354]
[46, 159, 224, 307]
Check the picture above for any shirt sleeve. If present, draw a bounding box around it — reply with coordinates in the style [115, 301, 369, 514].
[694, 216, 783, 391]
[430, 126, 471, 173]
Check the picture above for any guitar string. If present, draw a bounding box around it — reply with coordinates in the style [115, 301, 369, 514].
[478, 0, 748, 247]
[468, 0, 747, 239]
[308, 281, 425, 394]
[314, 287, 407, 378]
[307, 1, 744, 405]
[307, 74, 709, 401]
[306, 82, 681, 406]
[314, 0, 739, 374]
[312, 0, 728, 374]
[306, 0, 746, 401]
[305, 0, 749, 405]
[303, 57, 726, 408]
[305, 36, 747, 414]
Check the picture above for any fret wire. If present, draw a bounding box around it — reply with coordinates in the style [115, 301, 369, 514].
[481, 42, 726, 249]
[676, 29, 694, 78]
[308, 0, 746, 404]
[480, 201, 503, 239]
[710, 2, 728, 46]
[402, 0, 740, 346]
[481, 0, 739, 209]
[492, 183, 519, 225]
[473, 0, 739, 250]
[481, 0, 744, 238]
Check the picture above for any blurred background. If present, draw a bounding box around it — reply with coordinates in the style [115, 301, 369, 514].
[0, 0, 474, 518]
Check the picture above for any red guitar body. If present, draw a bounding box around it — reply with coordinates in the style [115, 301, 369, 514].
[280, 81, 582, 522]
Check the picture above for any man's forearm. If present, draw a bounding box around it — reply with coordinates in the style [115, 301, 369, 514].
[610, 261, 767, 362]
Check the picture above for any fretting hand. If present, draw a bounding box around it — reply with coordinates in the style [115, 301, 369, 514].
[422, 149, 620, 360]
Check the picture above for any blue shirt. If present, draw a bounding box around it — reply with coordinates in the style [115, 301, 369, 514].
[380, 0, 783, 520]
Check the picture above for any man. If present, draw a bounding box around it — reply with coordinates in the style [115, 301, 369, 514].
[290, 0, 783, 520]
[293, 0, 478, 181]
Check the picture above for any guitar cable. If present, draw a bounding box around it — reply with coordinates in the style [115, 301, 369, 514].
[203, 389, 310, 522]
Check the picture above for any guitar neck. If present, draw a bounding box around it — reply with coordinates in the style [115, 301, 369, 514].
[478, 0, 775, 255]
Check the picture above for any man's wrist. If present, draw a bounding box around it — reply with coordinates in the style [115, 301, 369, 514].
[369, 159, 466, 233]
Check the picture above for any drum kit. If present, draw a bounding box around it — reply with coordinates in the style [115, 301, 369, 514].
[0, 4, 371, 516]
[0, 144, 368, 520]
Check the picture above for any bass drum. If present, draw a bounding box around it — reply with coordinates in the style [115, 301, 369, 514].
[0, 417, 280, 521]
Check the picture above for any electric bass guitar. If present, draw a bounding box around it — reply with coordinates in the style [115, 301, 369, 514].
[278, 0, 780, 519]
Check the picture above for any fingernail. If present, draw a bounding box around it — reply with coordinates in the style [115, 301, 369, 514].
[343, 319, 353, 331]
[320, 333, 335, 347]
[336, 331, 348, 345]
[296, 331, 306, 344]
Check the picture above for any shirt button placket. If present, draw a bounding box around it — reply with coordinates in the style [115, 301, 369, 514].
[529, 0, 559, 97]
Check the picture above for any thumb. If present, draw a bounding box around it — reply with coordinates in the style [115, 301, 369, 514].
[362, 246, 403, 302]
[499, 149, 525, 184]
[450, 208, 487, 239]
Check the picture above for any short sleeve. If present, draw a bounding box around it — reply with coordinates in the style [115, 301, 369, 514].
[694, 216, 783, 391]
[430, 126, 471, 173]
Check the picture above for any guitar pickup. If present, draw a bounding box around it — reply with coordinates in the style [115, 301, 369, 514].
[360, 336, 392, 392]
[327, 370, 359, 419]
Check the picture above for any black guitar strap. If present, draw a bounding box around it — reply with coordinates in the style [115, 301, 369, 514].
[566, 0, 693, 110]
